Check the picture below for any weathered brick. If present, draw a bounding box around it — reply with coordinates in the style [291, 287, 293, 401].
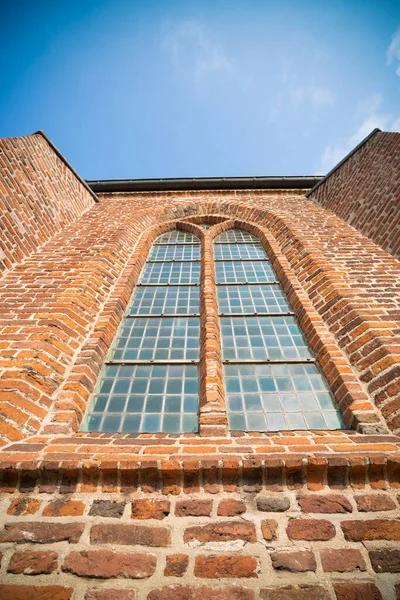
[164, 554, 189, 577]
[194, 555, 258, 578]
[7, 497, 41, 516]
[176, 500, 212, 517]
[287, 518, 335, 540]
[261, 519, 278, 541]
[184, 521, 256, 543]
[148, 585, 255, 600]
[63, 550, 156, 578]
[260, 585, 330, 600]
[8, 551, 58, 575]
[333, 582, 383, 600]
[354, 494, 396, 512]
[89, 500, 126, 518]
[91, 523, 170, 547]
[270, 550, 316, 572]
[217, 499, 246, 516]
[297, 494, 352, 513]
[131, 499, 170, 520]
[342, 519, 400, 541]
[0, 522, 84, 544]
[369, 549, 400, 572]
[42, 498, 85, 517]
[320, 548, 366, 572]
[257, 495, 290, 512]
[0, 585, 73, 600]
[85, 591, 136, 600]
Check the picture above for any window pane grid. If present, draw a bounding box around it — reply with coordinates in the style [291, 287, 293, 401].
[216, 261, 277, 284]
[221, 316, 313, 360]
[218, 285, 291, 314]
[149, 245, 201, 261]
[140, 261, 200, 284]
[214, 243, 266, 260]
[216, 231, 259, 243]
[82, 364, 199, 434]
[225, 363, 345, 432]
[154, 231, 200, 244]
[128, 286, 200, 315]
[109, 317, 200, 361]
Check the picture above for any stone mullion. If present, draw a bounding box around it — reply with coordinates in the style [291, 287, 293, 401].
[198, 231, 227, 436]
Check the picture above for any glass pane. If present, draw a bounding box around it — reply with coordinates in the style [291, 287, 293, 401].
[149, 245, 200, 261]
[128, 286, 200, 315]
[215, 243, 266, 260]
[83, 365, 199, 433]
[216, 230, 259, 243]
[217, 285, 291, 314]
[110, 317, 200, 361]
[216, 261, 277, 284]
[141, 261, 200, 284]
[224, 363, 345, 432]
[154, 231, 200, 244]
[220, 316, 313, 360]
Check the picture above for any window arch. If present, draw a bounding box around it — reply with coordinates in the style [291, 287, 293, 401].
[82, 229, 201, 434]
[214, 228, 345, 431]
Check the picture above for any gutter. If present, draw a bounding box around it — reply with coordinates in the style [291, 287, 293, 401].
[87, 175, 322, 194]
[34, 130, 99, 203]
[305, 128, 381, 198]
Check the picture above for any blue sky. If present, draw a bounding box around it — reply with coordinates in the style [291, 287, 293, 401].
[0, 0, 399, 179]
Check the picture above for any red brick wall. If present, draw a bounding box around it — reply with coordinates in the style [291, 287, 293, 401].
[309, 130, 400, 259]
[0, 459, 399, 600]
[0, 133, 96, 275]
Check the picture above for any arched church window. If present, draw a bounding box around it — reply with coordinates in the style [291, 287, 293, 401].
[214, 229, 345, 432]
[82, 230, 200, 433]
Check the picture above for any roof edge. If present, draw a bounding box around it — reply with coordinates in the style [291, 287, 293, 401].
[87, 175, 322, 194]
[305, 128, 381, 198]
[34, 130, 99, 203]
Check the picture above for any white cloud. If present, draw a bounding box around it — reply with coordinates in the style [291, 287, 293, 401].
[319, 93, 399, 173]
[290, 85, 335, 109]
[387, 26, 400, 76]
[164, 20, 233, 87]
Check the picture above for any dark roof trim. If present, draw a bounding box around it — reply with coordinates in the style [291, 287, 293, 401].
[87, 175, 322, 193]
[305, 128, 381, 198]
[34, 130, 99, 203]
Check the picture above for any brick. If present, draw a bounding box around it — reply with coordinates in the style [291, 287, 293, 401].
[184, 521, 256, 543]
[164, 554, 189, 577]
[257, 495, 290, 512]
[89, 500, 126, 518]
[7, 497, 41, 516]
[355, 494, 396, 512]
[287, 519, 335, 540]
[320, 548, 366, 572]
[260, 585, 330, 600]
[261, 519, 278, 541]
[0, 522, 84, 543]
[176, 500, 212, 517]
[217, 499, 246, 516]
[194, 555, 257, 578]
[270, 550, 316, 572]
[8, 551, 58, 575]
[369, 549, 400, 572]
[0, 586, 73, 600]
[42, 498, 85, 517]
[333, 582, 383, 600]
[148, 585, 255, 600]
[297, 494, 352, 513]
[63, 550, 156, 578]
[91, 523, 170, 547]
[85, 591, 136, 600]
[131, 499, 170, 520]
[342, 519, 400, 541]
